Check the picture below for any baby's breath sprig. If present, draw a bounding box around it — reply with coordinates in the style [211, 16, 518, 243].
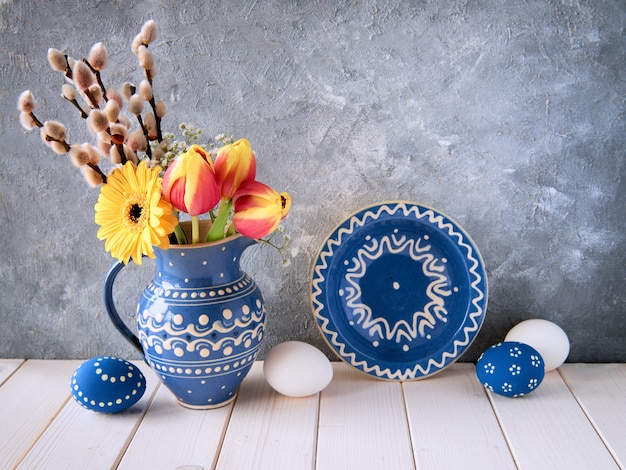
[258, 225, 293, 266]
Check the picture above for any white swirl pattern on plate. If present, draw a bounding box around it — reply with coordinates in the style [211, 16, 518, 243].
[344, 232, 452, 344]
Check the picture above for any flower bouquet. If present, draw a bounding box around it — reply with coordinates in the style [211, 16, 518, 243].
[18, 20, 292, 409]
[18, 19, 292, 265]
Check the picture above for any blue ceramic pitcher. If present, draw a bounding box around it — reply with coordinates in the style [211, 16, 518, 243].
[103, 222, 265, 409]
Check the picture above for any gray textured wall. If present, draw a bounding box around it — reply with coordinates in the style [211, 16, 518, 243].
[1, 0, 624, 362]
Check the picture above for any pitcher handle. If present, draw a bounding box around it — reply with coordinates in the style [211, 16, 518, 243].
[102, 261, 145, 358]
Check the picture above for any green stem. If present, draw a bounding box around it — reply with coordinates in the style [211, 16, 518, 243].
[225, 221, 237, 237]
[191, 216, 200, 244]
[206, 199, 232, 242]
[173, 224, 188, 244]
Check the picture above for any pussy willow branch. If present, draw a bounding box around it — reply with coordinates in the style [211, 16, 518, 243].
[134, 113, 152, 159]
[62, 96, 88, 119]
[144, 68, 163, 142]
[82, 58, 109, 103]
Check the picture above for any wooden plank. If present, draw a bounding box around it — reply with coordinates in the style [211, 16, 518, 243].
[118, 380, 233, 469]
[216, 362, 319, 470]
[559, 364, 626, 468]
[0, 359, 24, 386]
[403, 363, 516, 469]
[316, 363, 415, 469]
[0, 360, 81, 469]
[17, 361, 159, 470]
[488, 369, 619, 470]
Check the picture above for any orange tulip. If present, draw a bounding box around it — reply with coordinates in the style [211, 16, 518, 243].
[214, 138, 256, 199]
[161, 144, 220, 216]
[232, 181, 292, 239]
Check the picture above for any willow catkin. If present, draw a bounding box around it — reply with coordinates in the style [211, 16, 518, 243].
[47, 48, 67, 73]
[140, 20, 157, 44]
[88, 42, 108, 71]
[72, 61, 95, 91]
[19, 112, 38, 130]
[127, 129, 147, 152]
[61, 84, 77, 101]
[69, 144, 91, 167]
[17, 90, 36, 113]
[87, 109, 109, 133]
[155, 101, 167, 118]
[128, 94, 144, 115]
[139, 80, 153, 101]
[104, 100, 120, 123]
[82, 165, 104, 187]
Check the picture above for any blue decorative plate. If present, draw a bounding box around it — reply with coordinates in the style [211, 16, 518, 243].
[311, 202, 488, 381]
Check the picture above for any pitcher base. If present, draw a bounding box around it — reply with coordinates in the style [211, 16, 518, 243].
[177, 394, 238, 410]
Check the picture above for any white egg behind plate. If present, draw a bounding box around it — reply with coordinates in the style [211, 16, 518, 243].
[263, 341, 333, 397]
[505, 319, 570, 371]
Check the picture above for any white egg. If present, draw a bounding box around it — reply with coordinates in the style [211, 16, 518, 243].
[263, 341, 333, 397]
[505, 319, 570, 371]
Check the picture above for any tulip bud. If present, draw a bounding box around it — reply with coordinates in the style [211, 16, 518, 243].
[88, 42, 108, 70]
[161, 144, 220, 216]
[214, 138, 257, 199]
[232, 181, 292, 239]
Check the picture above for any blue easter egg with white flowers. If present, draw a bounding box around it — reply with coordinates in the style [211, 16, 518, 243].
[71, 356, 146, 413]
[476, 341, 545, 397]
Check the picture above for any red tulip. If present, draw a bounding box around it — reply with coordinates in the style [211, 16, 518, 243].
[232, 181, 292, 239]
[214, 138, 256, 199]
[161, 144, 220, 216]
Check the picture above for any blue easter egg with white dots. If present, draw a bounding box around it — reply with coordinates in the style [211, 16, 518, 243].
[476, 341, 545, 397]
[70, 356, 146, 413]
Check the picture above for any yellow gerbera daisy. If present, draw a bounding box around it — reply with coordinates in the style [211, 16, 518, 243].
[95, 160, 178, 265]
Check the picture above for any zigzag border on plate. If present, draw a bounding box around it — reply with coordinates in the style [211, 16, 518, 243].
[311, 202, 486, 380]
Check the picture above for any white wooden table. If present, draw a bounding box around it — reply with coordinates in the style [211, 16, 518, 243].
[0, 360, 624, 470]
